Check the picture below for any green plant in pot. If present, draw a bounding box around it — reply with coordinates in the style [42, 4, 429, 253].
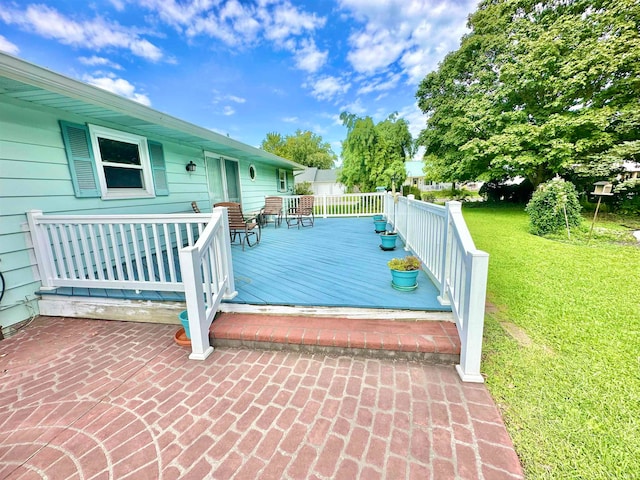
[387, 255, 420, 291]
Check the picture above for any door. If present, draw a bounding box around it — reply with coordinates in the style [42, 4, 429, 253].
[224, 158, 241, 203]
[205, 154, 241, 205]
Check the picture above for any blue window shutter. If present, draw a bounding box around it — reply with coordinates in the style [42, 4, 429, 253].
[148, 141, 169, 196]
[59, 121, 100, 198]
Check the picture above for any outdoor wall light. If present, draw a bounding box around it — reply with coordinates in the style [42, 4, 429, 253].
[186, 161, 196, 173]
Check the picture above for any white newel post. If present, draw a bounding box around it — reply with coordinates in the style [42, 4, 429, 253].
[215, 207, 237, 299]
[26, 210, 56, 290]
[179, 245, 214, 361]
[438, 202, 460, 305]
[456, 250, 489, 383]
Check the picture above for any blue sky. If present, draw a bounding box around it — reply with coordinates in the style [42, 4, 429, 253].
[0, 0, 478, 163]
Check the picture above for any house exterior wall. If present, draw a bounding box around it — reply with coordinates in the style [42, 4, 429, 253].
[0, 98, 291, 329]
[313, 182, 346, 196]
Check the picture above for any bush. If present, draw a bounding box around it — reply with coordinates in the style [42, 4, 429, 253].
[421, 191, 437, 203]
[294, 181, 314, 195]
[612, 179, 640, 215]
[402, 185, 421, 198]
[525, 178, 582, 235]
[480, 179, 534, 203]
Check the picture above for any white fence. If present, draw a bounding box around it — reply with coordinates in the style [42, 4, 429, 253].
[27, 208, 236, 360]
[385, 195, 489, 383]
[282, 192, 385, 218]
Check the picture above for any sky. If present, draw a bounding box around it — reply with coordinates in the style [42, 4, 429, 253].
[0, 0, 479, 163]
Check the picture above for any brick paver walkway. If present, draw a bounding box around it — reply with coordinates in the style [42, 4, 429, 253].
[0, 317, 523, 479]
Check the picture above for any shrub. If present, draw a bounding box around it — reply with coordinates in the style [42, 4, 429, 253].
[525, 178, 582, 235]
[480, 179, 534, 203]
[294, 181, 313, 195]
[612, 179, 640, 215]
[402, 185, 422, 198]
[421, 191, 437, 203]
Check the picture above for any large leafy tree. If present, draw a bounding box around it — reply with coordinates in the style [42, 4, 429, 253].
[416, 0, 640, 189]
[339, 112, 413, 192]
[260, 130, 337, 169]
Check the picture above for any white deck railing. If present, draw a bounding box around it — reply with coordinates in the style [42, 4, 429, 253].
[179, 208, 236, 360]
[27, 208, 236, 360]
[282, 192, 385, 218]
[385, 195, 489, 383]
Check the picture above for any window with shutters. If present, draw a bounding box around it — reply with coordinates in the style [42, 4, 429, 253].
[89, 125, 155, 199]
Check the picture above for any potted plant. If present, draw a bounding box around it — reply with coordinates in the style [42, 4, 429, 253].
[387, 255, 420, 291]
[374, 218, 387, 233]
[174, 310, 191, 347]
[379, 230, 398, 250]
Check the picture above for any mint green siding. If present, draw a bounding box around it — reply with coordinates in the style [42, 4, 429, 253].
[0, 99, 292, 329]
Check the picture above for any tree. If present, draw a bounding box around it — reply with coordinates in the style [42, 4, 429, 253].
[339, 112, 413, 192]
[416, 0, 640, 190]
[260, 130, 337, 169]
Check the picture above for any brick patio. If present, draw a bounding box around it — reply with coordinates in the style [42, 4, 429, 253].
[0, 316, 523, 479]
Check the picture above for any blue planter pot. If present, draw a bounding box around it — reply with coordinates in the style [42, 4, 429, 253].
[373, 214, 384, 222]
[379, 232, 398, 251]
[374, 219, 387, 233]
[390, 269, 419, 291]
[178, 310, 191, 339]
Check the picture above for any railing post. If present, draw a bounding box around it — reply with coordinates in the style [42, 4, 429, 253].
[456, 250, 489, 383]
[404, 195, 415, 251]
[179, 245, 215, 361]
[438, 202, 461, 305]
[26, 210, 57, 290]
[215, 207, 237, 299]
[322, 195, 327, 218]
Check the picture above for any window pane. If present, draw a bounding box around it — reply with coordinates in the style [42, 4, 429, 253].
[104, 166, 144, 188]
[98, 137, 141, 165]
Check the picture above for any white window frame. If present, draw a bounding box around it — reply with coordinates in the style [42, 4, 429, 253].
[278, 169, 287, 192]
[89, 124, 155, 200]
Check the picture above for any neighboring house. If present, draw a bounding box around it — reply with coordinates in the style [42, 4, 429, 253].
[621, 161, 640, 181]
[295, 168, 346, 195]
[404, 161, 484, 192]
[404, 161, 452, 191]
[0, 52, 302, 331]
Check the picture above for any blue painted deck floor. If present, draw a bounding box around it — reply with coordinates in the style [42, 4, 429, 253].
[228, 217, 449, 311]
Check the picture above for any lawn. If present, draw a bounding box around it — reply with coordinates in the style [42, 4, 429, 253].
[462, 204, 640, 479]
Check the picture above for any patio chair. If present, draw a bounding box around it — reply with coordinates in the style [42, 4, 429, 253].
[191, 201, 201, 213]
[260, 196, 283, 227]
[214, 202, 261, 250]
[286, 195, 315, 228]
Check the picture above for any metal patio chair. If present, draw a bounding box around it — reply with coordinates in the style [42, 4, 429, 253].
[286, 195, 315, 228]
[260, 196, 283, 227]
[214, 202, 261, 250]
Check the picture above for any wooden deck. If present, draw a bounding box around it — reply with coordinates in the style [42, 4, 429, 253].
[227, 217, 449, 312]
[39, 217, 451, 317]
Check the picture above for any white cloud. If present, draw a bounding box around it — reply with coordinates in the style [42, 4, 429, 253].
[339, 98, 367, 116]
[294, 38, 328, 73]
[0, 34, 19, 55]
[78, 55, 122, 70]
[83, 74, 151, 106]
[338, 0, 478, 83]
[283, 116, 299, 123]
[212, 90, 246, 105]
[0, 4, 163, 61]
[308, 76, 351, 101]
[223, 105, 235, 115]
[357, 73, 401, 95]
[397, 102, 426, 139]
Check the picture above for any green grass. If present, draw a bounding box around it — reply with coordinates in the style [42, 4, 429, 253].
[462, 204, 640, 479]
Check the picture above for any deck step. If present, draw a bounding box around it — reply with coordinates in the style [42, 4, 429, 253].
[210, 313, 460, 364]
